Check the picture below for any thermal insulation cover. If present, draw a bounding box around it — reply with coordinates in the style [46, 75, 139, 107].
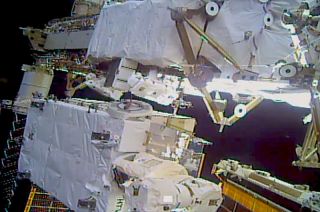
[18, 100, 150, 211]
[200, 0, 300, 78]
[88, 0, 300, 78]
[87, 0, 205, 67]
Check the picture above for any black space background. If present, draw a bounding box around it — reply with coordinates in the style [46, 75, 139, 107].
[1, 1, 319, 211]
[0, 0, 74, 99]
[1, 1, 74, 211]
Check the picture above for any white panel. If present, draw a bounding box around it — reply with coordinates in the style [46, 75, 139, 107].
[17, 71, 53, 100]
[118, 119, 150, 152]
[201, 0, 299, 76]
[18, 101, 126, 211]
[88, 0, 204, 67]
[44, 30, 94, 50]
[89, 0, 299, 77]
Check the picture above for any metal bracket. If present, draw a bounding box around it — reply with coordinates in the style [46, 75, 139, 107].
[91, 132, 118, 149]
[226, 96, 263, 126]
[87, 103, 98, 113]
[17, 170, 31, 180]
[170, 8, 257, 132]
[201, 90, 263, 132]
[132, 185, 140, 196]
[201, 88, 224, 123]
[30, 100, 45, 111]
[1, 100, 13, 109]
[174, 19, 196, 65]
[293, 87, 320, 168]
[77, 196, 96, 210]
